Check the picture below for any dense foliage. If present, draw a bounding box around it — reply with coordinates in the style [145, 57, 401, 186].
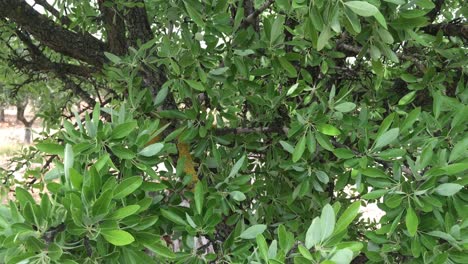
[0, 0, 467, 263]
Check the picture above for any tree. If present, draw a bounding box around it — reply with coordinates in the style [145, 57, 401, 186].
[0, 0, 467, 263]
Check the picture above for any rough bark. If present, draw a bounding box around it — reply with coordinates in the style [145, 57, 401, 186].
[124, 0, 154, 47]
[97, 0, 127, 55]
[0, 0, 107, 67]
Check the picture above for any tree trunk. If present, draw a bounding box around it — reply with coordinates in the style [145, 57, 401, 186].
[0, 107, 4, 122]
[16, 101, 36, 144]
[24, 125, 32, 144]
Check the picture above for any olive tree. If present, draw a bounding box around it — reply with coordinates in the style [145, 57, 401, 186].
[0, 0, 466, 263]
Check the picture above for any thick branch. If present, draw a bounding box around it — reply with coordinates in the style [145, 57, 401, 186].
[97, 0, 127, 55]
[124, 0, 154, 47]
[13, 30, 97, 78]
[0, 0, 106, 67]
[422, 19, 468, 40]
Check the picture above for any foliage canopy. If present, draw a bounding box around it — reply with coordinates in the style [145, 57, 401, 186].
[0, 0, 467, 263]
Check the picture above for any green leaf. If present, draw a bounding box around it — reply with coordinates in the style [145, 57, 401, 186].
[92, 190, 113, 217]
[161, 208, 187, 226]
[112, 121, 138, 139]
[362, 190, 388, 200]
[144, 242, 176, 259]
[15, 187, 35, 207]
[315, 133, 334, 151]
[185, 80, 206, 91]
[317, 27, 331, 51]
[398, 91, 416, 106]
[36, 143, 64, 155]
[320, 204, 335, 241]
[278, 225, 293, 254]
[138, 143, 164, 157]
[373, 128, 399, 150]
[443, 163, 468, 175]
[64, 143, 74, 184]
[278, 57, 297, 77]
[280, 140, 295, 153]
[316, 171, 329, 184]
[104, 52, 122, 64]
[154, 86, 169, 106]
[194, 181, 204, 214]
[108, 205, 141, 220]
[305, 217, 321, 249]
[434, 183, 463, 196]
[229, 155, 245, 178]
[344, 1, 378, 17]
[270, 15, 285, 45]
[230, 191, 247, 201]
[361, 168, 387, 178]
[334, 102, 356, 113]
[317, 123, 341, 136]
[449, 138, 468, 163]
[333, 148, 355, 159]
[306, 131, 316, 154]
[335, 201, 361, 234]
[101, 229, 135, 246]
[373, 11, 387, 29]
[427, 231, 457, 243]
[69, 168, 83, 189]
[239, 224, 267, 239]
[330, 248, 354, 264]
[183, 2, 204, 27]
[406, 205, 418, 237]
[111, 146, 136, 160]
[400, 107, 421, 133]
[114, 176, 143, 199]
[256, 234, 269, 262]
[292, 135, 306, 162]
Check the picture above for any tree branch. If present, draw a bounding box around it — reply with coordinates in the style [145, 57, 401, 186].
[97, 0, 127, 55]
[426, 0, 445, 22]
[240, 0, 275, 29]
[124, 0, 154, 47]
[0, 0, 107, 67]
[336, 42, 426, 72]
[422, 19, 468, 40]
[12, 29, 97, 78]
[34, 0, 72, 27]
[215, 126, 287, 136]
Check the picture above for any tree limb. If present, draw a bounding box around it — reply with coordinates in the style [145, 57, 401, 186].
[124, 0, 154, 47]
[0, 0, 107, 67]
[426, 0, 445, 22]
[422, 19, 468, 40]
[12, 29, 97, 78]
[97, 0, 127, 55]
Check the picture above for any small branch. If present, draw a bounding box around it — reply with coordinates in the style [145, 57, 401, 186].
[215, 126, 286, 136]
[34, 0, 72, 26]
[337, 42, 426, 72]
[240, 0, 275, 29]
[42, 223, 65, 244]
[426, 0, 445, 22]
